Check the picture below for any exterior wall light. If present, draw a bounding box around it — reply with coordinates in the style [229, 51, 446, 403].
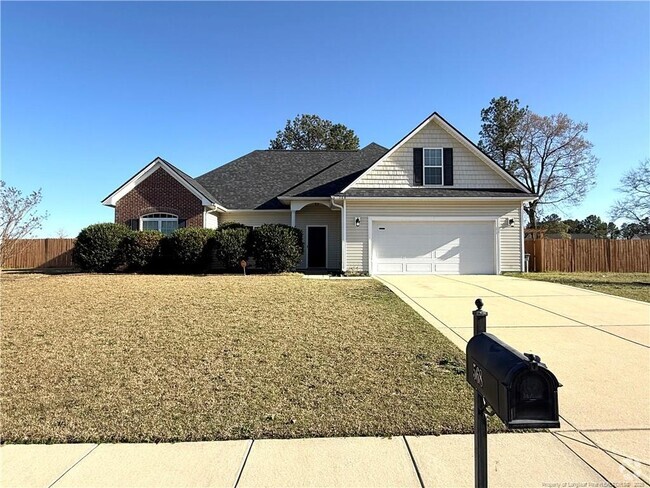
[355, 217, 361, 227]
[508, 218, 515, 227]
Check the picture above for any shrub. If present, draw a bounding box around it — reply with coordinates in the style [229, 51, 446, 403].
[118, 230, 164, 272]
[250, 224, 303, 273]
[73, 223, 133, 272]
[218, 222, 249, 230]
[211, 225, 252, 271]
[160, 227, 215, 272]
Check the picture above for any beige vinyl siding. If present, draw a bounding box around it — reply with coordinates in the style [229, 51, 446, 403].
[219, 211, 291, 227]
[345, 200, 522, 273]
[295, 204, 341, 269]
[353, 119, 513, 189]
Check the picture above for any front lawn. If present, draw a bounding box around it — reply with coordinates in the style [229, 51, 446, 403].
[0, 273, 474, 443]
[508, 272, 650, 303]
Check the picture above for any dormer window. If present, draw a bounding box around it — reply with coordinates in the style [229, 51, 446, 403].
[141, 213, 178, 235]
[424, 148, 444, 185]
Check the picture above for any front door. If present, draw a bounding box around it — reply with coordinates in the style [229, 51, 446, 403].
[307, 226, 327, 268]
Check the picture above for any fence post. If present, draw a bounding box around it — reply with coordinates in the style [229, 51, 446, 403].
[571, 239, 576, 272]
[607, 240, 612, 272]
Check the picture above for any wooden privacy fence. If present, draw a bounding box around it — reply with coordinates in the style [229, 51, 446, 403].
[525, 239, 650, 273]
[1, 238, 76, 269]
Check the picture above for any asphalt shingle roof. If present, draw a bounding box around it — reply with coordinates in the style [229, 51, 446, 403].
[195, 144, 387, 209]
[282, 143, 388, 198]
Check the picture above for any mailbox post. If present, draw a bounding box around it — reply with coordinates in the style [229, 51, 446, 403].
[467, 299, 561, 488]
[472, 299, 488, 488]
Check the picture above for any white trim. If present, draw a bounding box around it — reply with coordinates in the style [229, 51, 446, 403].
[226, 209, 292, 212]
[291, 210, 296, 227]
[343, 196, 534, 202]
[279, 197, 331, 201]
[330, 197, 346, 271]
[520, 203, 525, 272]
[342, 199, 347, 271]
[290, 200, 331, 212]
[341, 112, 530, 194]
[102, 158, 219, 208]
[367, 216, 500, 276]
[306, 225, 328, 268]
[140, 213, 179, 234]
[423, 147, 444, 186]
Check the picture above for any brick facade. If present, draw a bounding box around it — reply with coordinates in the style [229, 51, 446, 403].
[115, 168, 204, 228]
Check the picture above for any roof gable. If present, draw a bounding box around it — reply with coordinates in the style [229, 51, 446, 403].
[342, 113, 529, 193]
[101, 157, 220, 208]
[280, 143, 388, 199]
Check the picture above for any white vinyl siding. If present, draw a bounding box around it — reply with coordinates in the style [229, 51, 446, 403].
[345, 200, 522, 274]
[295, 204, 341, 269]
[353, 119, 514, 189]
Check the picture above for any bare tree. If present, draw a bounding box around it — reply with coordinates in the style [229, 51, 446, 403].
[512, 113, 598, 228]
[610, 158, 650, 223]
[55, 228, 68, 239]
[0, 181, 49, 265]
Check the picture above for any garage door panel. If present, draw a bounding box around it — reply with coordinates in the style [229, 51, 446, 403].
[372, 220, 496, 275]
[435, 263, 460, 273]
[376, 262, 404, 273]
[405, 263, 433, 273]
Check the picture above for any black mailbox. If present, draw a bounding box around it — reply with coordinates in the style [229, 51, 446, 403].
[466, 332, 561, 429]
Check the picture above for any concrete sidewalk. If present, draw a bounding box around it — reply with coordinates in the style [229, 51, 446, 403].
[1, 432, 609, 488]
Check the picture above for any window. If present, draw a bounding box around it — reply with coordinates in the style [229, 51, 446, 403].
[424, 148, 444, 185]
[141, 213, 179, 235]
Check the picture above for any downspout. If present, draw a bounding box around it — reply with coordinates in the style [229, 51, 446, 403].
[331, 196, 346, 272]
[520, 203, 525, 272]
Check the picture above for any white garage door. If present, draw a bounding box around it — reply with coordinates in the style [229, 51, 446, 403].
[371, 220, 496, 275]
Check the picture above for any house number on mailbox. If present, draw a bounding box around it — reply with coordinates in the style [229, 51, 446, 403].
[472, 363, 483, 388]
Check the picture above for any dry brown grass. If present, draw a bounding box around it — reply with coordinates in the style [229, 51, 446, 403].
[0, 273, 475, 443]
[508, 272, 650, 303]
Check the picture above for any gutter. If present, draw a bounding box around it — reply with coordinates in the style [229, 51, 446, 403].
[339, 196, 535, 202]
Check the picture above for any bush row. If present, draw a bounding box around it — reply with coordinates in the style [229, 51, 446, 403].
[72, 222, 304, 274]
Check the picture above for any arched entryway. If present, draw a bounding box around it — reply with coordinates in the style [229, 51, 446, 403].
[292, 202, 342, 271]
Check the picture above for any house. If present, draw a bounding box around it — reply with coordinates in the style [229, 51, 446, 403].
[102, 112, 534, 275]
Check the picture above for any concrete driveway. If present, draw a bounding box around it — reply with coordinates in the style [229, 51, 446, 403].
[378, 274, 650, 486]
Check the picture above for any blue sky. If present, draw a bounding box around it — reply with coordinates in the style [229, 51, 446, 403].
[2, 1, 649, 237]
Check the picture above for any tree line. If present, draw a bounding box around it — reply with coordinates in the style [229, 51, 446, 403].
[534, 213, 650, 240]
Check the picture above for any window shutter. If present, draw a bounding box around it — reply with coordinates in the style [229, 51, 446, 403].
[443, 148, 454, 186]
[129, 219, 139, 231]
[413, 148, 423, 186]
[178, 219, 187, 228]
